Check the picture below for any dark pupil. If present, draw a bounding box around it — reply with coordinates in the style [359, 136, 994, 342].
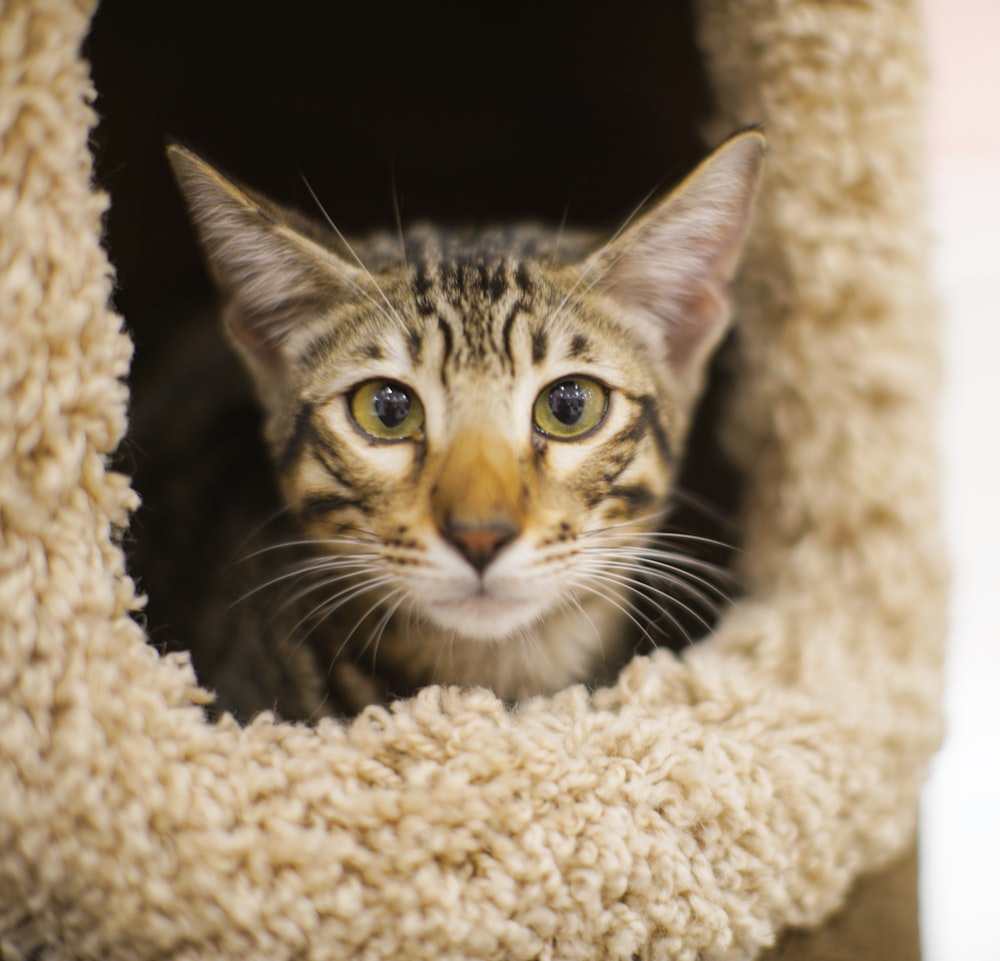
[549, 381, 587, 425]
[373, 383, 410, 428]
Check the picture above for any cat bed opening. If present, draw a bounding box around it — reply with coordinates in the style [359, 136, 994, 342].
[1, 1, 946, 959]
[89, 0, 742, 717]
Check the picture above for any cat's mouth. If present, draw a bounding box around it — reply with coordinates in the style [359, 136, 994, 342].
[422, 590, 555, 641]
[389, 537, 561, 641]
[406, 554, 557, 639]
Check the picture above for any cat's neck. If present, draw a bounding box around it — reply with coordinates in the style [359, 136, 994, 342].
[313, 593, 629, 708]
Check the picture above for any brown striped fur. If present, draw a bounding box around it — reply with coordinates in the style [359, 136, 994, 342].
[167, 132, 764, 711]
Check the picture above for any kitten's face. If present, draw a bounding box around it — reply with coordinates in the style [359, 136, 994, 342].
[277, 256, 679, 640]
[167, 132, 764, 694]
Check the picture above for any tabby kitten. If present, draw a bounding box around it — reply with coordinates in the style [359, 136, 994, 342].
[165, 131, 764, 714]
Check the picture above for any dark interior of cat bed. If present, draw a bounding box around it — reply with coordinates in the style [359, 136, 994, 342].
[1, 1, 946, 958]
[87, 0, 743, 717]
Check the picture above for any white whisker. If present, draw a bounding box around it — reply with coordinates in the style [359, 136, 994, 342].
[318, 593, 394, 674]
[390, 165, 408, 270]
[669, 486, 739, 530]
[580, 548, 736, 598]
[583, 527, 736, 553]
[561, 591, 605, 662]
[231, 545, 380, 604]
[584, 557, 729, 609]
[299, 174, 406, 331]
[274, 565, 385, 616]
[547, 188, 659, 328]
[232, 505, 295, 556]
[582, 566, 714, 636]
[366, 591, 408, 667]
[293, 574, 398, 640]
[564, 574, 658, 650]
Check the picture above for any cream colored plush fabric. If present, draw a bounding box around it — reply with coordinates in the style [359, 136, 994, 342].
[0, 0, 946, 958]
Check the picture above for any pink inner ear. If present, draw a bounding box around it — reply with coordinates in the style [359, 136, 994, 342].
[590, 131, 764, 390]
[224, 308, 288, 373]
[664, 284, 729, 377]
[600, 242, 733, 384]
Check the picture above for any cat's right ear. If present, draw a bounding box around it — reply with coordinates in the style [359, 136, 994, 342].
[166, 145, 360, 392]
[583, 130, 765, 405]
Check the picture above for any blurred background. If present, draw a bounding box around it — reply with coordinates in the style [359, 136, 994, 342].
[920, 1, 1000, 958]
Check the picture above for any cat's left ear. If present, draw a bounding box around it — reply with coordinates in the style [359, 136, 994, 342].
[588, 130, 766, 399]
[167, 144, 362, 410]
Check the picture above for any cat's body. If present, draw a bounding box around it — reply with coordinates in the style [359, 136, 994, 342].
[152, 132, 764, 716]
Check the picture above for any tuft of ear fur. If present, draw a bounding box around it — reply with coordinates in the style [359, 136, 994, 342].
[590, 129, 766, 400]
[167, 144, 359, 403]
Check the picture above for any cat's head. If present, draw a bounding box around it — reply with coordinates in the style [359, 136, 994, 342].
[167, 133, 763, 652]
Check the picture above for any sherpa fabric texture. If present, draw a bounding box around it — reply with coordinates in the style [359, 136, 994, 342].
[0, 0, 946, 959]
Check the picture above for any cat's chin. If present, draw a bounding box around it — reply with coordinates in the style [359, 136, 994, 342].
[419, 594, 555, 642]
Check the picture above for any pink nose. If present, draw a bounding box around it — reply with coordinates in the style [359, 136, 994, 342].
[442, 519, 518, 572]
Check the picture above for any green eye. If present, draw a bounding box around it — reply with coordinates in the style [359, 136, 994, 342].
[349, 380, 425, 441]
[533, 376, 608, 440]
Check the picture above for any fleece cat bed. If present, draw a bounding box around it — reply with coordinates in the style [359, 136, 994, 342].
[1, 0, 946, 958]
